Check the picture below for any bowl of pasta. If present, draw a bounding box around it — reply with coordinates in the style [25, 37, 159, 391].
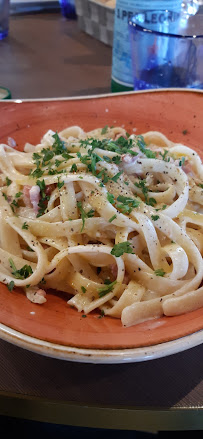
[0, 89, 202, 363]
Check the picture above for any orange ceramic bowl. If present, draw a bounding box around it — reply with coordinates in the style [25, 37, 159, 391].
[0, 90, 202, 362]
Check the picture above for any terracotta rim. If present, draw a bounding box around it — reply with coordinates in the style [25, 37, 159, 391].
[0, 322, 202, 363]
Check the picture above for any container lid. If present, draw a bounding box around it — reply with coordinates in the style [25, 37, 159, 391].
[0, 87, 12, 99]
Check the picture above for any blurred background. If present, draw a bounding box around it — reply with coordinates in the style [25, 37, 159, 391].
[0, 0, 202, 99]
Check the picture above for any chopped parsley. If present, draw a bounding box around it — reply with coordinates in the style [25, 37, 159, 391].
[90, 153, 103, 175]
[98, 280, 117, 298]
[81, 286, 87, 294]
[9, 258, 33, 279]
[154, 268, 166, 277]
[10, 199, 20, 212]
[77, 152, 89, 165]
[27, 245, 34, 252]
[61, 151, 74, 161]
[179, 157, 185, 167]
[79, 136, 137, 156]
[98, 309, 105, 319]
[137, 136, 156, 159]
[55, 159, 62, 168]
[74, 136, 144, 185]
[57, 178, 64, 189]
[4, 190, 23, 213]
[107, 192, 140, 215]
[107, 192, 115, 204]
[198, 184, 203, 189]
[2, 192, 8, 201]
[111, 241, 134, 257]
[30, 132, 74, 178]
[104, 279, 111, 284]
[111, 171, 123, 182]
[22, 222, 29, 230]
[36, 179, 50, 217]
[6, 177, 12, 186]
[77, 201, 95, 232]
[97, 169, 109, 184]
[15, 191, 23, 198]
[32, 152, 41, 162]
[109, 214, 117, 223]
[52, 132, 67, 155]
[41, 148, 55, 165]
[29, 166, 44, 179]
[40, 277, 46, 285]
[159, 150, 169, 161]
[155, 205, 167, 211]
[7, 281, 15, 292]
[116, 195, 140, 213]
[103, 155, 112, 163]
[101, 125, 108, 134]
[134, 179, 157, 206]
[128, 150, 138, 156]
[112, 155, 121, 165]
[135, 179, 148, 199]
[70, 163, 78, 173]
[151, 215, 159, 221]
[77, 151, 103, 177]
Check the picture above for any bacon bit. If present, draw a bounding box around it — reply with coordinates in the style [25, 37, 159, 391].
[122, 153, 141, 166]
[7, 137, 16, 148]
[121, 151, 143, 176]
[169, 158, 195, 177]
[23, 185, 41, 213]
[121, 148, 142, 164]
[23, 185, 32, 207]
[110, 263, 117, 279]
[42, 244, 49, 249]
[110, 264, 130, 285]
[122, 154, 135, 164]
[26, 286, 47, 304]
[36, 289, 46, 298]
[29, 185, 40, 214]
[182, 162, 194, 177]
[123, 273, 130, 284]
[45, 184, 56, 196]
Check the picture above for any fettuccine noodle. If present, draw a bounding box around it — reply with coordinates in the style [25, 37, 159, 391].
[0, 125, 202, 327]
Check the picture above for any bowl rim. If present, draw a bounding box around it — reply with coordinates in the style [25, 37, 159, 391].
[1, 87, 202, 104]
[0, 322, 203, 363]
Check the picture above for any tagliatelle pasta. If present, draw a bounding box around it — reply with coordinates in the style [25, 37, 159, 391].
[0, 125, 202, 327]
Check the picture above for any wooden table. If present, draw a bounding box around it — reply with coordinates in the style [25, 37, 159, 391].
[0, 12, 112, 99]
[0, 11, 202, 433]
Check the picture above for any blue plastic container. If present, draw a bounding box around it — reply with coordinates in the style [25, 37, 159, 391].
[59, 0, 77, 19]
[129, 10, 203, 90]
